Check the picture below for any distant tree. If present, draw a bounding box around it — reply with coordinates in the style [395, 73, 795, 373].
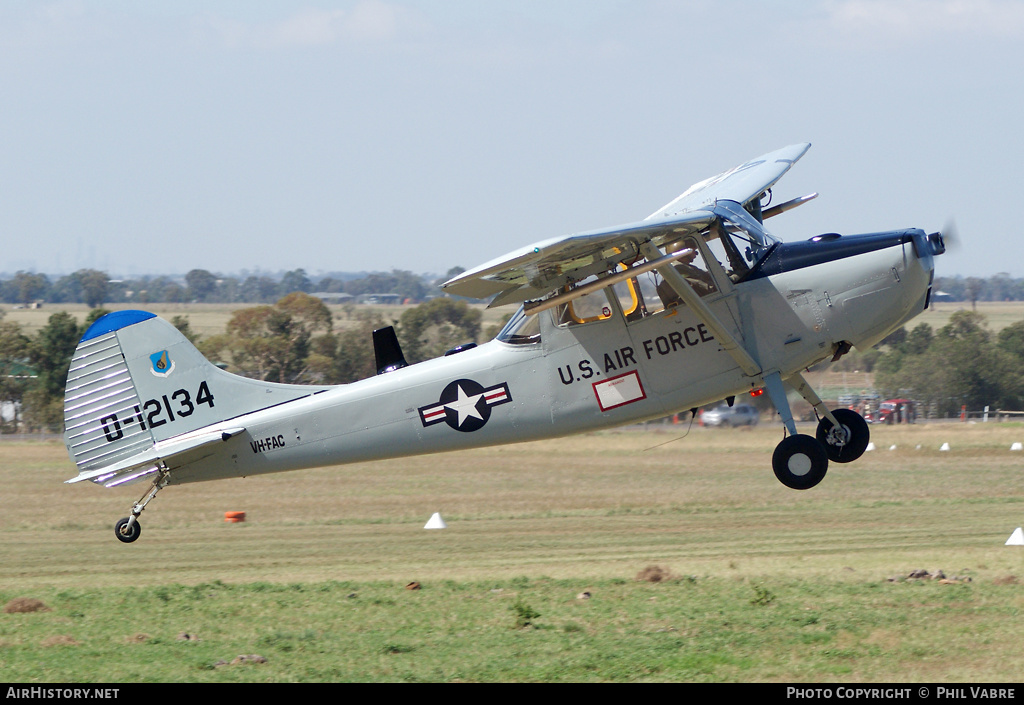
[875, 311, 1024, 416]
[12, 271, 48, 305]
[280, 269, 312, 295]
[162, 283, 186, 304]
[398, 297, 481, 363]
[22, 312, 82, 431]
[904, 323, 934, 355]
[965, 277, 984, 310]
[185, 269, 218, 302]
[329, 310, 389, 383]
[240, 275, 280, 303]
[997, 321, 1024, 360]
[343, 270, 430, 302]
[74, 269, 110, 308]
[0, 320, 32, 432]
[222, 292, 333, 383]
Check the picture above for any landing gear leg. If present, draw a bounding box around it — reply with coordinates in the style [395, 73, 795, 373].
[763, 371, 829, 490]
[787, 371, 870, 463]
[816, 408, 870, 463]
[114, 467, 169, 544]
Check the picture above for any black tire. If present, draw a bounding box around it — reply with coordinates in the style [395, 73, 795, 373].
[815, 409, 870, 463]
[114, 517, 141, 543]
[772, 434, 828, 490]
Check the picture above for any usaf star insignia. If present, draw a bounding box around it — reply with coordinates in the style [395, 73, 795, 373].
[418, 379, 512, 432]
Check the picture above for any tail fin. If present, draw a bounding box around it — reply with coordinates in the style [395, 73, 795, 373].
[63, 310, 326, 481]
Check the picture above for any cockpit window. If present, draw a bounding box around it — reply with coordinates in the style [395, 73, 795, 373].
[555, 271, 640, 327]
[495, 305, 541, 345]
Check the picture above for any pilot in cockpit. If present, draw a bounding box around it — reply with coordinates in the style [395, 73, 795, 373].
[656, 237, 717, 307]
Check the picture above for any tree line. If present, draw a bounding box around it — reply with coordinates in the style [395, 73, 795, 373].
[5, 266, 1024, 432]
[0, 267, 467, 308]
[0, 293, 486, 433]
[5, 270, 1023, 309]
[833, 310, 1024, 418]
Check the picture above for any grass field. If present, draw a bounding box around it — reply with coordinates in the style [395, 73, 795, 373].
[2, 300, 514, 339]
[2, 422, 1023, 682]
[7, 299, 1023, 338]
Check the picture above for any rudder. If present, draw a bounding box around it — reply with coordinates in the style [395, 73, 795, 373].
[63, 310, 326, 478]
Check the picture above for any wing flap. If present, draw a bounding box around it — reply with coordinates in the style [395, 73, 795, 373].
[65, 426, 245, 485]
[442, 209, 714, 304]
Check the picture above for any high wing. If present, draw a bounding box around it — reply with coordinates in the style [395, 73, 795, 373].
[442, 143, 811, 306]
[645, 142, 811, 221]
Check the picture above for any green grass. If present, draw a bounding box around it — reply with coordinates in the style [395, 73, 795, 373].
[3, 576, 1022, 682]
[2, 424, 1024, 682]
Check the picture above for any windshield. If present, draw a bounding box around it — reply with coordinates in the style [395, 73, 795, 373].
[495, 305, 541, 345]
[700, 207, 780, 281]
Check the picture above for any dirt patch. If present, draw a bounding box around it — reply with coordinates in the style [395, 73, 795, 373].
[635, 565, 675, 583]
[40, 635, 79, 647]
[4, 598, 49, 614]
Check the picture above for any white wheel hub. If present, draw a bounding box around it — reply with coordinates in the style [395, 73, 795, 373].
[788, 453, 813, 477]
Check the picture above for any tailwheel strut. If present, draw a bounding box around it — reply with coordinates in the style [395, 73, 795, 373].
[115, 466, 169, 544]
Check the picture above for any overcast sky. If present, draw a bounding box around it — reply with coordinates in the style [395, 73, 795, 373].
[1, 0, 1021, 281]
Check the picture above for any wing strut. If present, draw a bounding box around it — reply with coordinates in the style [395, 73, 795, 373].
[523, 248, 697, 317]
[638, 242, 762, 377]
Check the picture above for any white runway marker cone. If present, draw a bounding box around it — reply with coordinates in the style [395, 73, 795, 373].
[424, 512, 447, 530]
[940, 442, 950, 451]
[1006, 527, 1024, 546]
[866, 442, 876, 451]
[1011, 442, 1023, 451]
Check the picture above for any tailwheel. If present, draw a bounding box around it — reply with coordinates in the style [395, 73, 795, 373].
[772, 434, 828, 490]
[114, 517, 141, 543]
[112, 467, 168, 543]
[815, 408, 870, 463]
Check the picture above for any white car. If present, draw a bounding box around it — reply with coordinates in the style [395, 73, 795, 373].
[702, 404, 760, 427]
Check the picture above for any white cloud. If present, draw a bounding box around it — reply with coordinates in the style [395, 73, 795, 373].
[194, 1, 422, 50]
[826, 0, 1024, 38]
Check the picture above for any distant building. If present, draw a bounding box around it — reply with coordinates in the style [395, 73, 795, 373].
[312, 292, 355, 304]
[356, 293, 403, 305]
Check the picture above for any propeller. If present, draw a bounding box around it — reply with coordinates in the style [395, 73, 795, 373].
[935, 218, 959, 253]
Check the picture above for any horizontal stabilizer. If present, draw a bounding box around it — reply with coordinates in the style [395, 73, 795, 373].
[65, 427, 245, 485]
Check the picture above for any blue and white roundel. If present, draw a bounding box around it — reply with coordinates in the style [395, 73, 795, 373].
[418, 379, 512, 432]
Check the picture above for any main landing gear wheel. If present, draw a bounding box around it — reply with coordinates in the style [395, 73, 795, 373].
[815, 409, 870, 463]
[773, 434, 829, 490]
[114, 517, 141, 544]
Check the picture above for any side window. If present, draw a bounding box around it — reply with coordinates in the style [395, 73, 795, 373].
[652, 237, 718, 310]
[555, 273, 640, 326]
[558, 286, 614, 325]
[704, 224, 750, 282]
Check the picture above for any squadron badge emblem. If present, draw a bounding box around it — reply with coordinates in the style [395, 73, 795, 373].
[149, 350, 174, 377]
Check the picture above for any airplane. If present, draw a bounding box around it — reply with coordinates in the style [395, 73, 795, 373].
[62, 143, 946, 542]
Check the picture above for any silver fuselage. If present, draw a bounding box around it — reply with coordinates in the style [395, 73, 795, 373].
[166, 228, 935, 485]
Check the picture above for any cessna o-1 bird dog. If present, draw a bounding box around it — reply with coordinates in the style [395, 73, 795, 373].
[63, 143, 946, 542]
